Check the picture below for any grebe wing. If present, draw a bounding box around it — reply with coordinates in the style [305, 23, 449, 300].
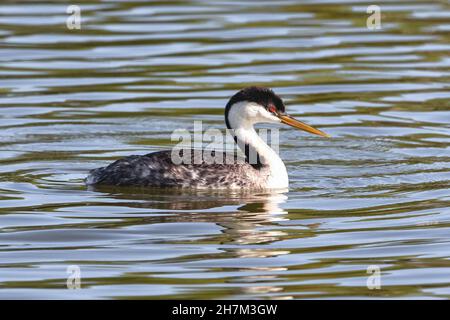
[86, 150, 257, 188]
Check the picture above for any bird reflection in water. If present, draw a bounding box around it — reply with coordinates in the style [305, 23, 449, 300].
[88, 185, 290, 247]
[89, 186, 295, 298]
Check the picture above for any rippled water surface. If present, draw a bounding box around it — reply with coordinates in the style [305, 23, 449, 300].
[1, 0, 450, 299]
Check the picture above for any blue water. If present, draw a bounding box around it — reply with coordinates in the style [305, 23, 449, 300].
[0, 0, 449, 299]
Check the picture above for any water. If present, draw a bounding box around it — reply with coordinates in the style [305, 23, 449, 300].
[0, 0, 449, 299]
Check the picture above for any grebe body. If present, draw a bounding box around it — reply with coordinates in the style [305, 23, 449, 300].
[86, 87, 329, 189]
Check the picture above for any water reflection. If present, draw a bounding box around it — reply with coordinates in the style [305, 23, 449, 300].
[91, 187, 293, 299]
[90, 186, 289, 247]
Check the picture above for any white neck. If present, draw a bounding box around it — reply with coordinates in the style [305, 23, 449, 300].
[227, 101, 289, 189]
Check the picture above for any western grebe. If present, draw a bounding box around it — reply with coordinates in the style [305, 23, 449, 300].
[86, 86, 329, 189]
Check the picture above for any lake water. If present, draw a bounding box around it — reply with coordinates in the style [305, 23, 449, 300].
[0, 0, 449, 299]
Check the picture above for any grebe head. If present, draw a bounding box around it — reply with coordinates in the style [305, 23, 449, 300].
[225, 86, 329, 137]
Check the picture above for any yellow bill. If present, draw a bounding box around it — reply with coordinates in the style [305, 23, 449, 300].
[278, 114, 330, 138]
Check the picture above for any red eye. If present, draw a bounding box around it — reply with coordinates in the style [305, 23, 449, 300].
[268, 106, 276, 113]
